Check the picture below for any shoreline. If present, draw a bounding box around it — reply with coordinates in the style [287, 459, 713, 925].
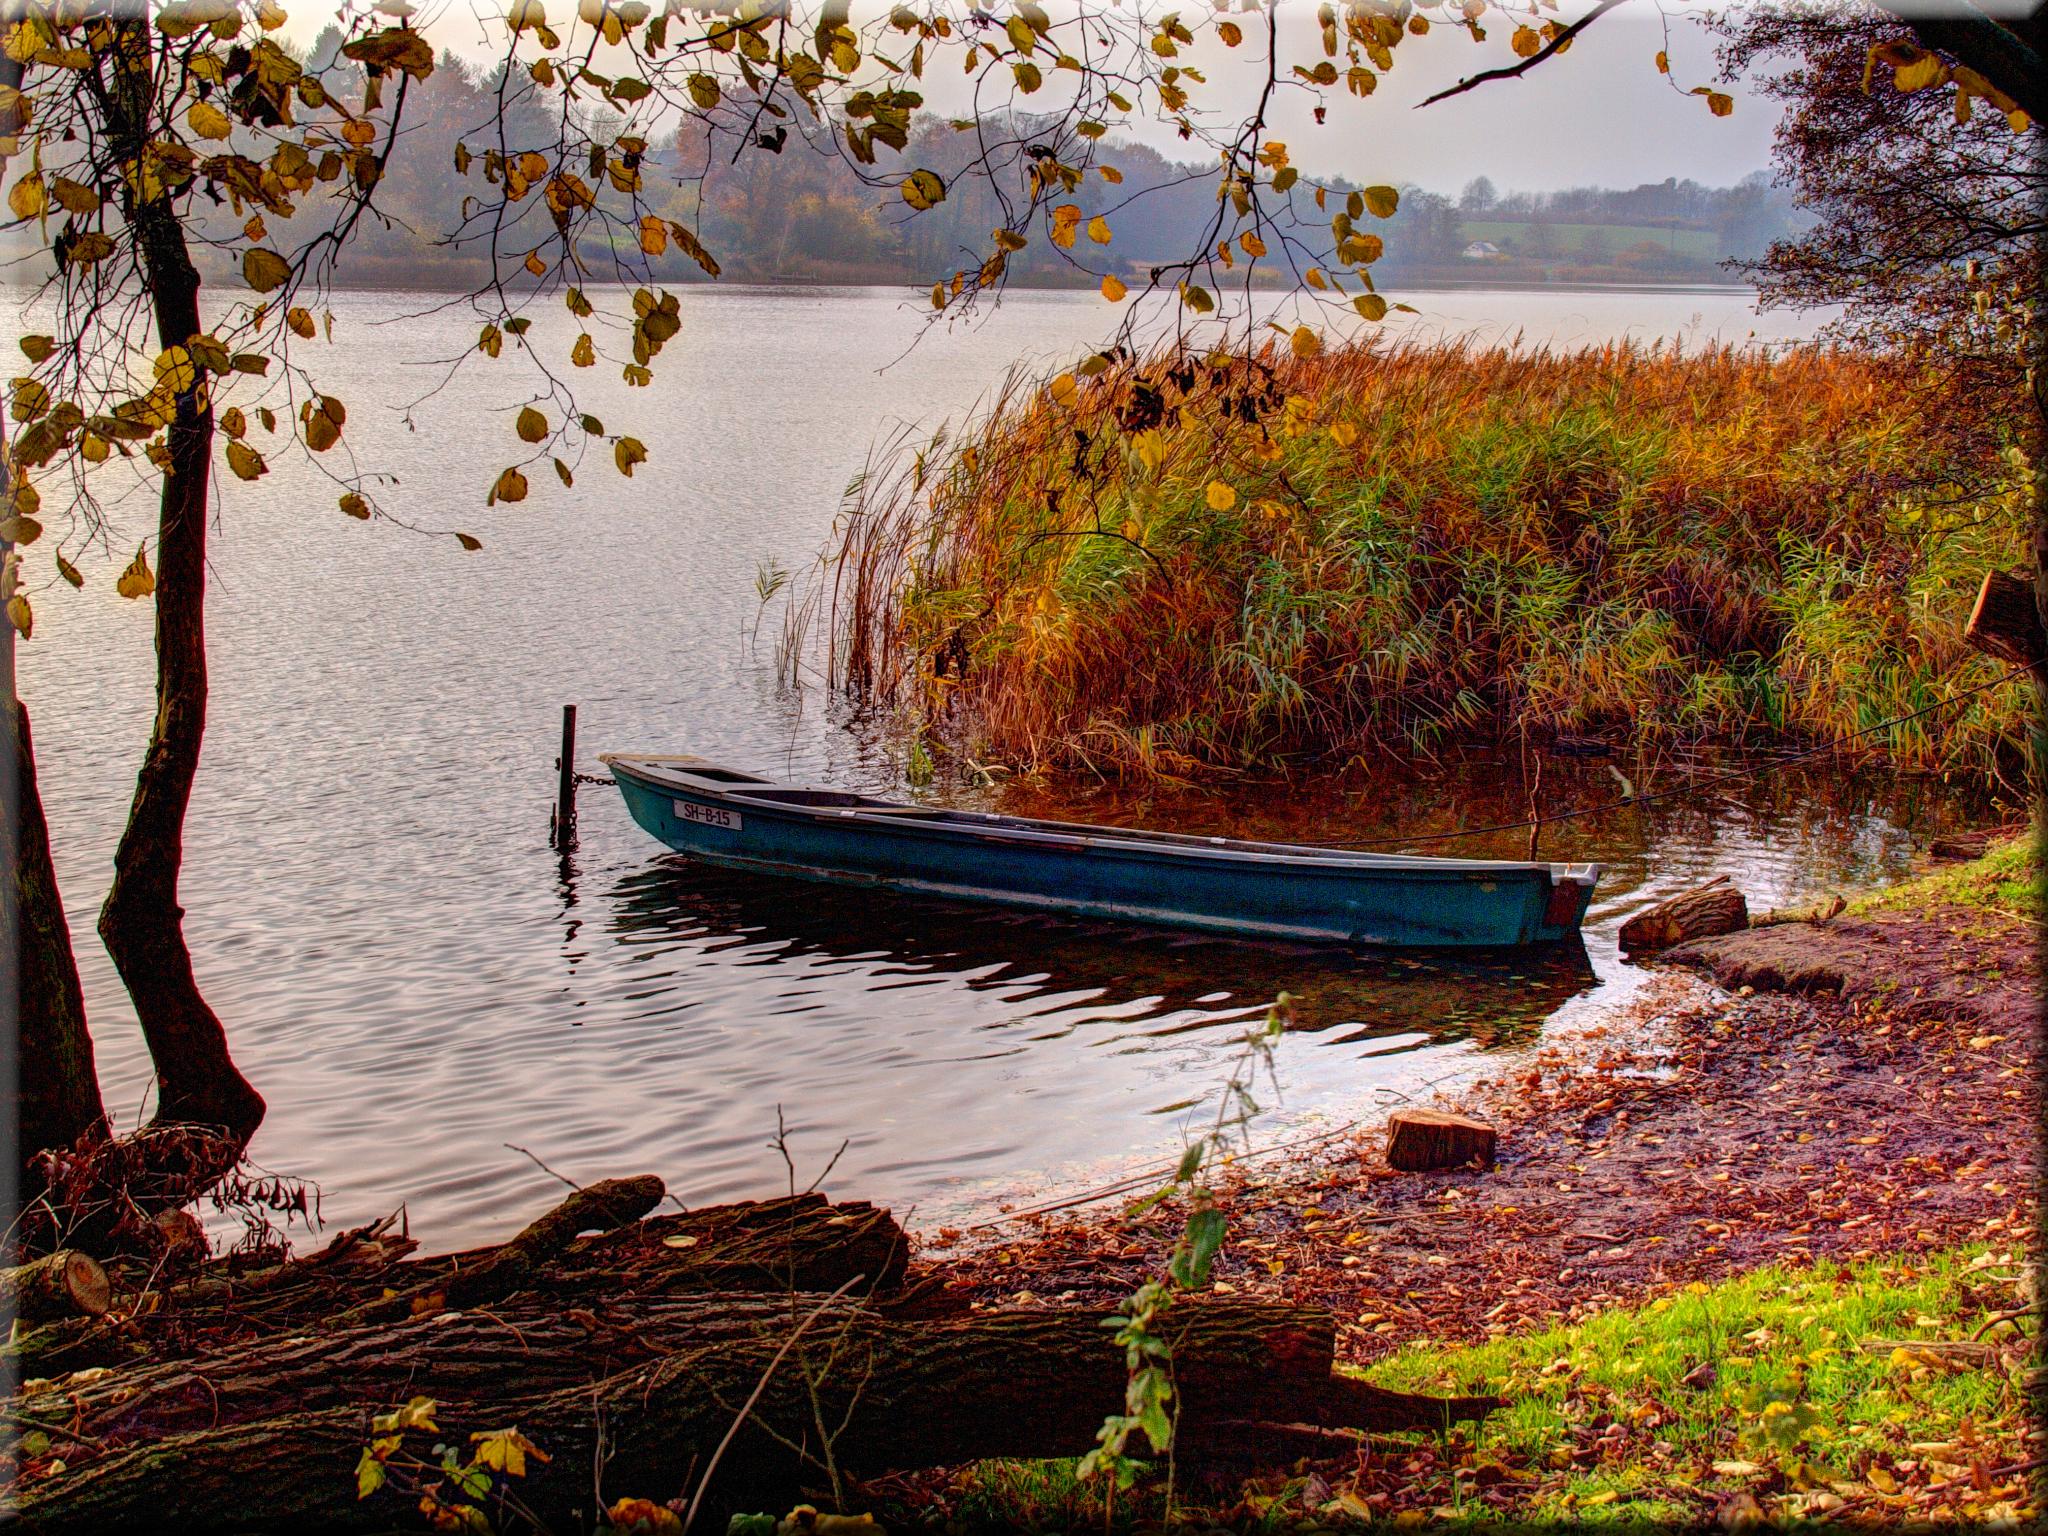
[919, 892, 2038, 1356]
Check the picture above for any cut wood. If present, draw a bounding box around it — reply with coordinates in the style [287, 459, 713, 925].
[0, 1251, 110, 1324]
[1385, 1109, 1497, 1172]
[1619, 880, 1748, 954]
[1964, 568, 2048, 673]
[14, 1295, 1495, 1534]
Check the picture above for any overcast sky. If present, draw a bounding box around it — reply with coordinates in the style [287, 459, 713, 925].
[318, 1, 1788, 197]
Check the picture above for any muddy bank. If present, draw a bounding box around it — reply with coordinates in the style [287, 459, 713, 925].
[924, 902, 2039, 1354]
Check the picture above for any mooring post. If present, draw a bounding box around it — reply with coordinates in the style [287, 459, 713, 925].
[553, 704, 578, 850]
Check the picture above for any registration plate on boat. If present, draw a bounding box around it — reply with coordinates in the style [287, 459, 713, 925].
[675, 799, 742, 831]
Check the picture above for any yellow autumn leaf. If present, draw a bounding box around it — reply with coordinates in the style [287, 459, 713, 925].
[1353, 293, 1388, 322]
[1133, 429, 1165, 473]
[5, 591, 27, 638]
[1048, 372, 1078, 406]
[1511, 25, 1541, 57]
[1289, 325, 1322, 359]
[1205, 480, 1237, 511]
[490, 466, 528, 504]
[1893, 54, 1946, 92]
[637, 215, 667, 256]
[1217, 20, 1242, 45]
[286, 307, 316, 339]
[900, 169, 946, 210]
[614, 436, 647, 476]
[220, 406, 246, 439]
[516, 406, 548, 443]
[187, 100, 234, 140]
[7, 174, 44, 220]
[1240, 231, 1267, 258]
[1328, 422, 1358, 448]
[339, 492, 370, 519]
[1706, 91, 1735, 116]
[242, 247, 290, 292]
[301, 395, 344, 452]
[1362, 185, 1398, 219]
[18, 335, 52, 363]
[570, 333, 594, 368]
[1086, 215, 1112, 245]
[116, 545, 155, 599]
[225, 441, 267, 481]
[1049, 204, 1081, 249]
[1100, 273, 1127, 302]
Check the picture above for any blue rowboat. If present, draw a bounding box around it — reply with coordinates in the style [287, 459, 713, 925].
[600, 753, 1601, 949]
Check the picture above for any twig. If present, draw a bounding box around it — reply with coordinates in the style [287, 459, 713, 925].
[1417, 0, 1633, 110]
[679, 1273, 865, 1536]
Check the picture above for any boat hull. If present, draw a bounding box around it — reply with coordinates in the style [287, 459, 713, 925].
[604, 757, 1598, 949]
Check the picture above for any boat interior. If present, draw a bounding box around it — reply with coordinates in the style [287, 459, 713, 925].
[604, 754, 1596, 877]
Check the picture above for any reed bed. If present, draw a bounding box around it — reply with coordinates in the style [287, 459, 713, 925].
[802, 338, 2030, 783]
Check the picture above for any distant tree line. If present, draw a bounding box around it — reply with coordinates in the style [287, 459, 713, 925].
[50, 27, 1793, 296]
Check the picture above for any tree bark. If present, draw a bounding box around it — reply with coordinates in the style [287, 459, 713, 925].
[15, 1296, 1496, 1534]
[1618, 880, 1749, 954]
[9, 701, 108, 1203]
[92, 18, 261, 1145]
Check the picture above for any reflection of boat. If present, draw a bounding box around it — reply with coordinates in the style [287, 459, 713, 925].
[603, 856, 1598, 1054]
[602, 753, 1601, 948]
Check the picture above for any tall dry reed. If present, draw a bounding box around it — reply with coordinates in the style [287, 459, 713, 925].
[798, 337, 2029, 783]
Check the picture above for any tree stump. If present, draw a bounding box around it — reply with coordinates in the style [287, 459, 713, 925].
[1618, 880, 1748, 954]
[1385, 1110, 1497, 1171]
[1964, 569, 2048, 673]
[1, 1249, 111, 1323]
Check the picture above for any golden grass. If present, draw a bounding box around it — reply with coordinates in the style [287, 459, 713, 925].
[809, 338, 2030, 782]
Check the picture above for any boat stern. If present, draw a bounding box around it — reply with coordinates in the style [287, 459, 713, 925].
[1539, 863, 1601, 940]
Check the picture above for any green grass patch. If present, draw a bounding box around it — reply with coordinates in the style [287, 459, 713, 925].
[1366, 1246, 2031, 1525]
[895, 1248, 2033, 1531]
[1849, 825, 2042, 923]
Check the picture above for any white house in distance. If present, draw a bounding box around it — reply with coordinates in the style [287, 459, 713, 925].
[1461, 239, 1504, 260]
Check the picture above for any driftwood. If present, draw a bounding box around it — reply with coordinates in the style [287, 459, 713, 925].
[1619, 878, 1748, 954]
[1964, 569, 2047, 674]
[0, 1252, 110, 1325]
[1385, 1110, 1497, 1172]
[13, 1295, 1495, 1534]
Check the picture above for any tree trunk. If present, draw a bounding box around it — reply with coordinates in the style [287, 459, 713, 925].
[17, 1296, 1496, 1534]
[1618, 880, 1748, 954]
[9, 702, 108, 1197]
[93, 17, 260, 1146]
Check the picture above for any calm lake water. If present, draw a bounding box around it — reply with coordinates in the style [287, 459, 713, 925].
[15, 283, 1990, 1247]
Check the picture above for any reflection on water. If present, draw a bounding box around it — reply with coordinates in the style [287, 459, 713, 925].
[605, 856, 1598, 1058]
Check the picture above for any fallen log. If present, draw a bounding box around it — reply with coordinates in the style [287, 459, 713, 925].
[342, 1174, 667, 1324]
[1385, 1110, 1497, 1172]
[13, 1297, 1494, 1533]
[0, 1252, 110, 1324]
[1964, 568, 2047, 674]
[4, 1194, 910, 1380]
[1619, 878, 1747, 954]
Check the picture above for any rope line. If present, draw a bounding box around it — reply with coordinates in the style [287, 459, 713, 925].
[1298, 666, 2033, 850]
